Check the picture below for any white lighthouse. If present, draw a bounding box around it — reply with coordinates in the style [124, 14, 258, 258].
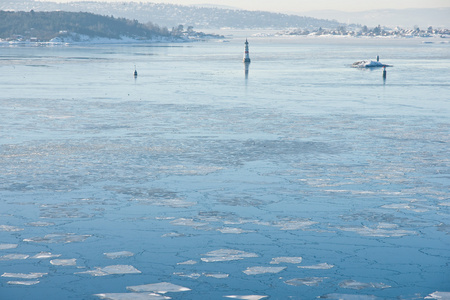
[243, 39, 251, 63]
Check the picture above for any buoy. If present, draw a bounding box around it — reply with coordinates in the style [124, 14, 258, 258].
[382, 66, 386, 79]
[377, 55, 379, 62]
[243, 39, 251, 63]
[134, 65, 138, 77]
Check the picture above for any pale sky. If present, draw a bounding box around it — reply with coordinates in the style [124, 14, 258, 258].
[87, 0, 450, 12]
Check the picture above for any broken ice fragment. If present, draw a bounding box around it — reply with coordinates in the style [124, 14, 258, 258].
[31, 252, 62, 259]
[381, 203, 411, 210]
[50, 258, 77, 266]
[203, 273, 229, 278]
[339, 280, 391, 290]
[318, 294, 377, 299]
[0, 244, 18, 250]
[217, 227, 254, 234]
[337, 225, 416, 237]
[7, 280, 40, 285]
[104, 251, 134, 259]
[173, 272, 201, 279]
[243, 266, 286, 275]
[2, 272, 47, 279]
[270, 257, 302, 264]
[376, 223, 399, 229]
[201, 249, 258, 262]
[224, 296, 268, 300]
[170, 218, 208, 228]
[95, 293, 171, 300]
[24, 233, 91, 243]
[161, 232, 185, 238]
[0, 254, 29, 260]
[273, 219, 317, 231]
[177, 260, 197, 265]
[284, 277, 327, 286]
[26, 221, 55, 227]
[0, 225, 24, 232]
[127, 282, 191, 293]
[425, 291, 450, 299]
[134, 197, 196, 208]
[298, 263, 334, 269]
[77, 265, 141, 276]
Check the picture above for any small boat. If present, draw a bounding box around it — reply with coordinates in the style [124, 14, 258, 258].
[352, 56, 392, 68]
[352, 60, 392, 68]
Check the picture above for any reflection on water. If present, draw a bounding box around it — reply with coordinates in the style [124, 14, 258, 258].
[244, 61, 250, 80]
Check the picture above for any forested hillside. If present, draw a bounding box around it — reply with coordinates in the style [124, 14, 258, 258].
[0, 10, 171, 41]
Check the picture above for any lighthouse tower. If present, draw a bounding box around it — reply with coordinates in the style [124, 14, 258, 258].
[243, 39, 251, 63]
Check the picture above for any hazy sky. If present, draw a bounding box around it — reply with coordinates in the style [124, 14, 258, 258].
[90, 0, 450, 12]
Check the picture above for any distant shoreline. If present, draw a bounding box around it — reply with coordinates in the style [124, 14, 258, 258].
[2, 33, 449, 47]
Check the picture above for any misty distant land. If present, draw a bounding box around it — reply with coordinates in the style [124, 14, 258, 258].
[2, 0, 449, 29]
[1, 1, 449, 43]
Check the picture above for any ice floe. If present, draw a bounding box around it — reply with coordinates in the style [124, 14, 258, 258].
[218, 196, 268, 207]
[24, 233, 91, 243]
[127, 282, 191, 293]
[224, 218, 263, 225]
[95, 293, 171, 300]
[203, 272, 229, 278]
[26, 221, 55, 227]
[0, 254, 29, 260]
[173, 272, 201, 279]
[318, 293, 377, 299]
[298, 263, 334, 269]
[337, 225, 416, 237]
[31, 252, 61, 259]
[2, 272, 47, 279]
[133, 197, 196, 208]
[104, 251, 134, 259]
[0, 244, 18, 250]
[177, 260, 197, 265]
[273, 219, 317, 230]
[50, 258, 77, 266]
[77, 265, 141, 276]
[7, 280, 40, 285]
[270, 256, 302, 264]
[425, 291, 450, 299]
[161, 232, 185, 238]
[158, 165, 223, 176]
[169, 218, 208, 228]
[224, 296, 268, 300]
[381, 203, 412, 210]
[437, 223, 450, 234]
[39, 204, 94, 219]
[381, 203, 429, 213]
[201, 249, 258, 262]
[339, 280, 391, 290]
[243, 266, 286, 275]
[0, 225, 24, 231]
[217, 227, 254, 234]
[285, 277, 327, 286]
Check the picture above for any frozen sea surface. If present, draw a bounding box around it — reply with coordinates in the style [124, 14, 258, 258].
[0, 34, 449, 299]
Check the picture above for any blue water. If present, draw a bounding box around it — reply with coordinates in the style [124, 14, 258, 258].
[1, 35, 449, 300]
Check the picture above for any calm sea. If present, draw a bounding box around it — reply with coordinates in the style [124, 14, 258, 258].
[0, 33, 449, 299]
